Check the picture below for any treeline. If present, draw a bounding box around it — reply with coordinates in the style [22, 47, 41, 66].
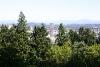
[0, 12, 100, 67]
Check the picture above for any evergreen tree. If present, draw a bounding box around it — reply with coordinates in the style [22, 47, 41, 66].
[31, 24, 51, 61]
[15, 12, 35, 66]
[68, 30, 79, 44]
[79, 27, 85, 41]
[0, 25, 25, 67]
[83, 28, 96, 45]
[96, 32, 100, 44]
[0, 25, 9, 47]
[56, 23, 67, 46]
[17, 11, 27, 32]
[0, 12, 35, 67]
[79, 27, 84, 35]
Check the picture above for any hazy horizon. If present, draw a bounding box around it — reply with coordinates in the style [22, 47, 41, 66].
[0, 0, 100, 24]
[0, 19, 100, 24]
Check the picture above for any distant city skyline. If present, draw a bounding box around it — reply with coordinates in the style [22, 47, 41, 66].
[0, 0, 100, 24]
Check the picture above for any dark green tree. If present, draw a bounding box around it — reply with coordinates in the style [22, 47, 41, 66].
[0, 25, 25, 67]
[83, 28, 96, 45]
[0, 25, 9, 47]
[0, 12, 34, 67]
[96, 32, 100, 44]
[17, 11, 27, 32]
[56, 23, 67, 46]
[31, 24, 51, 62]
[78, 27, 96, 45]
[15, 11, 36, 67]
[68, 30, 79, 44]
[79, 27, 85, 41]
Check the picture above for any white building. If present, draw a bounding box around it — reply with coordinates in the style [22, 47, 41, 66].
[47, 29, 58, 43]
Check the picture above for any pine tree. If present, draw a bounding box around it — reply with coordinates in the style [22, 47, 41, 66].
[56, 23, 67, 46]
[0, 25, 11, 47]
[31, 24, 51, 61]
[16, 11, 29, 44]
[84, 28, 96, 45]
[79, 27, 85, 41]
[69, 30, 79, 44]
[96, 32, 100, 44]
[17, 11, 27, 32]
[78, 27, 96, 45]
[15, 12, 35, 66]
[0, 25, 25, 67]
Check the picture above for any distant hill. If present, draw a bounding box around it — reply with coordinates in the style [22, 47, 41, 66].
[0, 20, 100, 30]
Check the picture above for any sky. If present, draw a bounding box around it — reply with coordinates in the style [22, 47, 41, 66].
[0, 0, 100, 23]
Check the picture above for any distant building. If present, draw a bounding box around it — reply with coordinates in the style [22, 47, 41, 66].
[8, 25, 13, 29]
[27, 26, 33, 33]
[92, 27, 100, 37]
[47, 27, 58, 43]
[92, 27, 99, 33]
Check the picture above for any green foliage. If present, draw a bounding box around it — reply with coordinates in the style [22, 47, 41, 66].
[84, 45, 100, 60]
[71, 44, 100, 67]
[56, 23, 68, 46]
[79, 27, 96, 45]
[0, 25, 25, 67]
[0, 12, 36, 67]
[68, 30, 79, 44]
[31, 24, 51, 61]
[16, 12, 36, 67]
[48, 43, 72, 64]
[17, 11, 27, 32]
[0, 12, 100, 67]
[79, 27, 85, 41]
[96, 32, 100, 44]
[0, 47, 25, 67]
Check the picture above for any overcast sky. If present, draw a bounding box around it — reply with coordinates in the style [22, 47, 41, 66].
[0, 0, 100, 22]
